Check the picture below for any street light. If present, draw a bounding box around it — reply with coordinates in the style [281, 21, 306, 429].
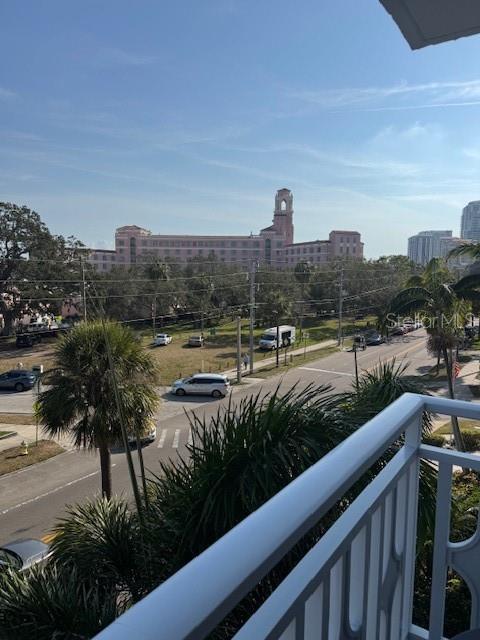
[352, 335, 365, 391]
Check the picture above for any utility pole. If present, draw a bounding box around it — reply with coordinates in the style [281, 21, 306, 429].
[81, 256, 87, 322]
[353, 343, 359, 391]
[337, 265, 344, 346]
[249, 260, 257, 375]
[152, 296, 156, 339]
[276, 321, 280, 368]
[236, 316, 242, 384]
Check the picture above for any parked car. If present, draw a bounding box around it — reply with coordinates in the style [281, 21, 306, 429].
[16, 333, 42, 348]
[259, 325, 296, 350]
[0, 539, 52, 573]
[171, 373, 230, 398]
[390, 326, 406, 336]
[188, 335, 204, 347]
[0, 370, 36, 392]
[127, 423, 156, 445]
[365, 332, 385, 346]
[403, 322, 415, 333]
[153, 333, 172, 346]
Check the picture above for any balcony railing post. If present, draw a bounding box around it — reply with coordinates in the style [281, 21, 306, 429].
[401, 411, 423, 639]
[429, 460, 453, 640]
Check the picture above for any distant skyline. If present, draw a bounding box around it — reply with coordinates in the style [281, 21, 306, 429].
[2, 1, 480, 257]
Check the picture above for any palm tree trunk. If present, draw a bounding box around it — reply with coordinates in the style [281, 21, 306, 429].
[436, 350, 441, 374]
[442, 345, 465, 452]
[99, 444, 112, 499]
[135, 434, 149, 507]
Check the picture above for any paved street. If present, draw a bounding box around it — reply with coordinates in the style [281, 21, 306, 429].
[0, 331, 433, 545]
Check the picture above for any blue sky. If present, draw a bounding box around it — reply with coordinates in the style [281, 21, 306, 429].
[2, 1, 480, 257]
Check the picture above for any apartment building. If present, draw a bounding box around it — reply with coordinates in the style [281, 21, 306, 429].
[407, 230, 452, 266]
[461, 200, 480, 241]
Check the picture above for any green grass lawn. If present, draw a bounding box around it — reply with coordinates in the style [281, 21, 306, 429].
[0, 413, 36, 425]
[0, 440, 64, 476]
[435, 419, 480, 435]
[0, 315, 375, 387]
[139, 316, 374, 385]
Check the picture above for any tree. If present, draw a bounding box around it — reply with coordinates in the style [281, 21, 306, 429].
[388, 259, 474, 450]
[0, 364, 437, 638]
[37, 321, 159, 498]
[0, 202, 84, 334]
[294, 261, 312, 336]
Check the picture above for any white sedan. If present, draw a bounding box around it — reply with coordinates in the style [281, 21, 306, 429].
[153, 333, 172, 346]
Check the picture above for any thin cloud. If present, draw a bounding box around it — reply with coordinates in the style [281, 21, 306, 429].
[0, 87, 17, 100]
[95, 47, 157, 66]
[289, 79, 480, 111]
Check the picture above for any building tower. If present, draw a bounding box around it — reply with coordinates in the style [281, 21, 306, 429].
[273, 188, 294, 245]
[461, 201, 480, 241]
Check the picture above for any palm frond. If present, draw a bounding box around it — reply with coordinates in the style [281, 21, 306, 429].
[0, 564, 121, 640]
[448, 243, 480, 259]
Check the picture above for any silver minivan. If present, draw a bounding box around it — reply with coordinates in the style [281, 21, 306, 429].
[171, 373, 230, 398]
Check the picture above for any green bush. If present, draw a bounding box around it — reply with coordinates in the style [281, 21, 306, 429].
[423, 434, 445, 448]
[462, 430, 480, 452]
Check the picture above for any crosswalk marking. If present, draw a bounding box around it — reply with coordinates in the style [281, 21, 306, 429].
[172, 429, 180, 448]
[187, 429, 193, 446]
[157, 429, 168, 448]
[298, 367, 353, 377]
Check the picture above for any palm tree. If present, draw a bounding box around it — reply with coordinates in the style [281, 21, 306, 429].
[0, 364, 438, 638]
[449, 242, 480, 261]
[388, 259, 470, 450]
[37, 321, 159, 499]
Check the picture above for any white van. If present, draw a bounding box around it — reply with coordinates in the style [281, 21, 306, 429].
[259, 325, 296, 350]
[171, 373, 230, 398]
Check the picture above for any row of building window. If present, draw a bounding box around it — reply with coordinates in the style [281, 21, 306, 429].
[336, 236, 358, 244]
[117, 238, 284, 249]
[91, 254, 116, 261]
[286, 246, 328, 255]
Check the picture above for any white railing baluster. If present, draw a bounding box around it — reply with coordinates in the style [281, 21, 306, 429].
[429, 460, 453, 640]
[348, 526, 367, 632]
[366, 505, 383, 639]
[328, 557, 344, 640]
[93, 395, 480, 640]
[304, 583, 323, 640]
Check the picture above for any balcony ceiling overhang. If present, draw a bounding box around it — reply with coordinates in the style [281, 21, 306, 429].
[380, 0, 480, 49]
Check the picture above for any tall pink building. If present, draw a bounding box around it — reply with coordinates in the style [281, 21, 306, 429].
[88, 189, 363, 270]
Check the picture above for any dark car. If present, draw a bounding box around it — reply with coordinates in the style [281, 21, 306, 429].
[0, 539, 52, 573]
[390, 326, 406, 336]
[365, 332, 385, 346]
[16, 333, 42, 348]
[0, 370, 36, 392]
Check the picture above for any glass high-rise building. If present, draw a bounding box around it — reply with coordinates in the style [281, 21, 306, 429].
[461, 201, 480, 241]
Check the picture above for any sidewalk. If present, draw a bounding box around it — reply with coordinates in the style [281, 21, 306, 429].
[223, 338, 338, 379]
[0, 423, 71, 452]
[429, 353, 480, 431]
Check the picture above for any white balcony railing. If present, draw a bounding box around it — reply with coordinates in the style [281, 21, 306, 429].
[95, 393, 480, 640]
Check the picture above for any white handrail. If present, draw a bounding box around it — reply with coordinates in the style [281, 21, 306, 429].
[95, 393, 426, 640]
[95, 393, 480, 640]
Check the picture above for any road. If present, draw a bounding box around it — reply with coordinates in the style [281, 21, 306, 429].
[0, 331, 433, 545]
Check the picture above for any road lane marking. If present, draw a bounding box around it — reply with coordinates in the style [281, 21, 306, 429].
[299, 367, 354, 377]
[0, 464, 116, 516]
[172, 429, 180, 448]
[187, 429, 193, 445]
[157, 429, 167, 448]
